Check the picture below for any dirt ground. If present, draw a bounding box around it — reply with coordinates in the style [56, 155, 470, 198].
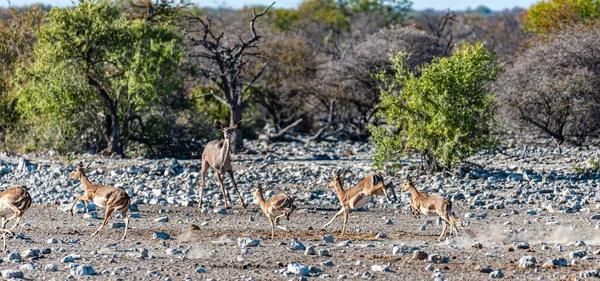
[1, 201, 599, 280]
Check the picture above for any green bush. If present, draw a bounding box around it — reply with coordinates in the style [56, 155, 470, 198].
[369, 42, 504, 172]
[524, 0, 600, 34]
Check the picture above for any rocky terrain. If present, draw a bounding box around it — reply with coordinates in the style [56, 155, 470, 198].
[0, 139, 600, 280]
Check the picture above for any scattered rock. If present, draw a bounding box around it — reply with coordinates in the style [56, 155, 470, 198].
[371, 265, 389, 272]
[322, 235, 334, 243]
[290, 239, 305, 251]
[287, 262, 309, 276]
[304, 246, 316, 256]
[153, 232, 170, 240]
[1, 269, 23, 278]
[71, 264, 96, 275]
[45, 263, 58, 272]
[490, 270, 504, 278]
[154, 216, 169, 223]
[519, 256, 537, 269]
[238, 238, 260, 248]
[412, 250, 428, 261]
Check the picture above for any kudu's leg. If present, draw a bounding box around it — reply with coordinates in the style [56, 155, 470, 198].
[342, 210, 349, 236]
[215, 173, 232, 208]
[227, 170, 246, 209]
[198, 161, 209, 208]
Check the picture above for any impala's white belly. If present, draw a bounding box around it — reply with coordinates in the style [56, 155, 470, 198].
[93, 197, 108, 208]
[350, 194, 371, 209]
[419, 206, 438, 216]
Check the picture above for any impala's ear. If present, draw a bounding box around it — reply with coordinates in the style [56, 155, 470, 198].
[339, 169, 347, 179]
[85, 163, 91, 170]
[410, 176, 417, 183]
[234, 121, 243, 129]
[215, 120, 224, 130]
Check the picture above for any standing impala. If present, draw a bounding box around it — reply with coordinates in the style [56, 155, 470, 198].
[400, 177, 460, 241]
[0, 185, 32, 251]
[323, 170, 397, 236]
[199, 120, 246, 209]
[69, 163, 131, 240]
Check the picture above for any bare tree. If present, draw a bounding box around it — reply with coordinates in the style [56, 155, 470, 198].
[185, 3, 274, 152]
[495, 24, 600, 144]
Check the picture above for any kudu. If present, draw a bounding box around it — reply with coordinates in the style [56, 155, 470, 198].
[199, 120, 246, 209]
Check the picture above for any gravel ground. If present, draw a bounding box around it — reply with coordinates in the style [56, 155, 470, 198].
[0, 139, 599, 280]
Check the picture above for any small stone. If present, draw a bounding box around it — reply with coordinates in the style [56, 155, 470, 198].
[428, 254, 450, 264]
[249, 216, 254, 222]
[412, 250, 428, 260]
[213, 208, 227, 215]
[71, 265, 96, 275]
[47, 238, 58, 244]
[322, 235, 334, 243]
[425, 264, 434, 271]
[290, 239, 305, 251]
[517, 242, 530, 250]
[154, 216, 169, 223]
[569, 250, 587, 259]
[375, 233, 387, 239]
[519, 256, 537, 269]
[195, 267, 206, 273]
[1, 269, 23, 278]
[420, 225, 427, 231]
[579, 270, 599, 278]
[371, 264, 389, 272]
[8, 252, 22, 262]
[21, 248, 40, 259]
[153, 232, 170, 240]
[165, 248, 182, 255]
[304, 246, 316, 256]
[490, 270, 504, 278]
[287, 262, 309, 276]
[385, 219, 393, 225]
[477, 266, 493, 273]
[42, 248, 51, 255]
[61, 255, 74, 263]
[507, 246, 514, 252]
[189, 224, 199, 230]
[319, 249, 331, 257]
[45, 263, 58, 272]
[321, 261, 334, 267]
[472, 242, 483, 249]
[237, 238, 260, 248]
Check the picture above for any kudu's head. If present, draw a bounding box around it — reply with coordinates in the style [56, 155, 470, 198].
[326, 169, 346, 190]
[215, 120, 242, 140]
[69, 162, 91, 180]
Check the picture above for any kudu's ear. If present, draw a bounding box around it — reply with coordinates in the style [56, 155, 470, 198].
[234, 121, 243, 129]
[215, 120, 224, 130]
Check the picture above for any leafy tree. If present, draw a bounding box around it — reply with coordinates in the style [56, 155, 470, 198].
[524, 0, 600, 34]
[495, 24, 600, 144]
[0, 6, 44, 150]
[370, 43, 503, 172]
[18, 0, 184, 155]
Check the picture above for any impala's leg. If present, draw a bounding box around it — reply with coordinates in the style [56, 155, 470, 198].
[274, 213, 290, 232]
[2, 218, 6, 252]
[323, 209, 345, 229]
[388, 183, 398, 202]
[286, 205, 297, 221]
[228, 170, 246, 209]
[379, 184, 392, 203]
[438, 220, 448, 241]
[198, 161, 209, 208]
[3, 203, 21, 231]
[121, 209, 129, 241]
[342, 210, 349, 236]
[268, 215, 275, 239]
[68, 195, 87, 216]
[215, 173, 231, 209]
[92, 206, 115, 237]
[450, 215, 459, 237]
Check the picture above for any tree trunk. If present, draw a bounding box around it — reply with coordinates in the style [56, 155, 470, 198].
[108, 110, 122, 155]
[229, 106, 243, 153]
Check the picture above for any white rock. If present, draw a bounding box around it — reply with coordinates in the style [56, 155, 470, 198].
[1, 269, 23, 278]
[237, 238, 260, 248]
[71, 264, 96, 275]
[45, 263, 58, 272]
[371, 265, 389, 272]
[287, 262, 309, 276]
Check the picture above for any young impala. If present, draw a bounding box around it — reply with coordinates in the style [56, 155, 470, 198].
[400, 177, 460, 241]
[0, 185, 32, 251]
[252, 183, 296, 239]
[69, 162, 131, 240]
[323, 170, 397, 236]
